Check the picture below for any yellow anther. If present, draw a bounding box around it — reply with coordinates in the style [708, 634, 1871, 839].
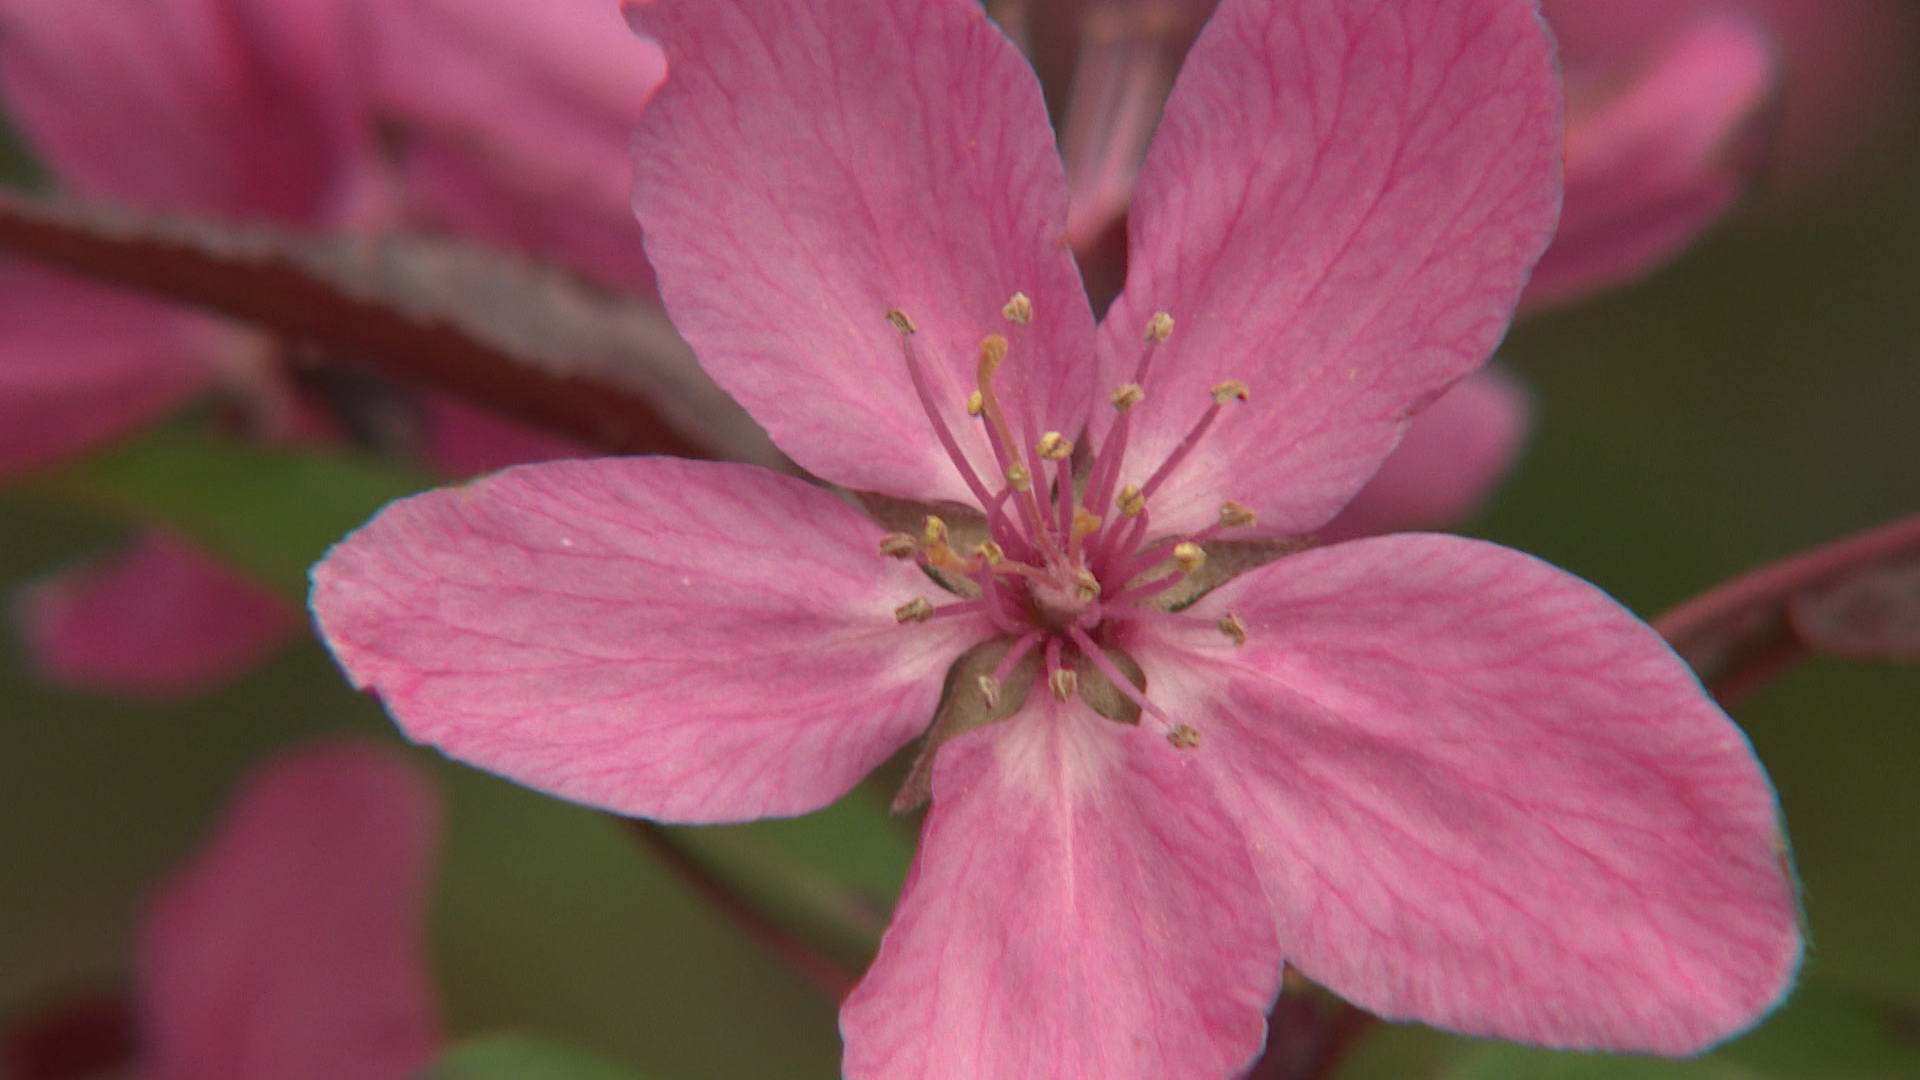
[965, 390, 985, 417]
[1049, 668, 1079, 702]
[1002, 292, 1033, 325]
[1071, 508, 1104, 537]
[1037, 431, 1073, 460]
[1173, 542, 1206, 573]
[1073, 569, 1102, 602]
[922, 516, 950, 547]
[878, 533, 918, 559]
[1145, 311, 1174, 343]
[1006, 463, 1032, 492]
[1219, 500, 1257, 530]
[1217, 613, 1248, 646]
[895, 597, 935, 624]
[977, 674, 1003, 708]
[978, 334, 1009, 373]
[1211, 380, 1251, 405]
[974, 540, 1005, 565]
[1116, 484, 1145, 518]
[1110, 383, 1145, 411]
[1167, 724, 1202, 749]
[885, 308, 917, 335]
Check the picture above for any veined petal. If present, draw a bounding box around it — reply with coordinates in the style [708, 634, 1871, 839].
[138, 742, 442, 1080]
[312, 458, 987, 823]
[17, 532, 295, 698]
[0, 265, 214, 480]
[626, 0, 1096, 505]
[843, 696, 1279, 1079]
[1095, 0, 1561, 538]
[1130, 535, 1801, 1054]
[1523, 15, 1777, 310]
[1318, 364, 1531, 542]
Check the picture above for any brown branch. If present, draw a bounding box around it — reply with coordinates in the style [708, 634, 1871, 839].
[0, 190, 784, 467]
[1655, 514, 1920, 704]
[622, 819, 859, 1002]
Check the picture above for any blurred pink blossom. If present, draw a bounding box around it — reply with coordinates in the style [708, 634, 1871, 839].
[136, 741, 442, 1080]
[311, 1, 1801, 1075]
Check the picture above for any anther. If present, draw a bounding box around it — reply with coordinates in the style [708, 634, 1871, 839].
[1049, 668, 1079, 702]
[966, 390, 985, 417]
[878, 533, 918, 559]
[1211, 380, 1250, 405]
[1219, 500, 1257, 529]
[885, 308, 917, 335]
[1037, 431, 1073, 460]
[1167, 723, 1202, 749]
[1145, 311, 1174, 343]
[1073, 569, 1102, 602]
[1006, 463, 1033, 492]
[974, 540, 1005, 565]
[1217, 613, 1248, 646]
[978, 334, 1009, 372]
[977, 674, 1003, 708]
[1110, 383, 1145, 411]
[1116, 483, 1145, 517]
[1002, 293, 1033, 325]
[1072, 508, 1104, 537]
[895, 597, 935, 623]
[1173, 542, 1206, 573]
[922, 516, 950, 547]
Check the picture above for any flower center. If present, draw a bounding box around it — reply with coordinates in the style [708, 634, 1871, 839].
[883, 295, 1254, 750]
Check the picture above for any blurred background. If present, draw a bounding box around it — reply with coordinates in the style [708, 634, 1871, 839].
[1, 5, 1916, 1078]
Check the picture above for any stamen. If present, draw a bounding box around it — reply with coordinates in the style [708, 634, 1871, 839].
[1073, 569, 1102, 603]
[1072, 508, 1104, 537]
[922, 516, 950, 547]
[1050, 667, 1079, 702]
[1210, 380, 1250, 405]
[895, 597, 935, 623]
[885, 308, 918, 335]
[1219, 500, 1257, 530]
[892, 311, 997, 510]
[1116, 484, 1145, 517]
[1145, 311, 1174, 343]
[1006, 463, 1033, 492]
[1002, 292, 1033, 325]
[878, 533, 918, 559]
[979, 334, 1010, 372]
[987, 630, 1046, 698]
[977, 674, 1003, 708]
[1172, 542, 1205, 573]
[1166, 724, 1202, 749]
[1110, 383, 1145, 411]
[966, 391, 985, 417]
[1138, 378, 1251, 503]
[1218, 613, 1248, 646]
[1037, 431, 1073, 460]
[1068, 626, 1174, 727]
[974, 540, 1005, 565]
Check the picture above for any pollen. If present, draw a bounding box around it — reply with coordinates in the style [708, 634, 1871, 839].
[922, 516, 950, 547]
[974, 540, 1005, 565]
[885, 308, 917, 335]
[1167, 724, 1202, 749]
[895, 597, 935, 624]
[1110, 383, 1145, 411]
[878, 533, 918, 559]
[1116, 483, 1145, 517]
[966, 390, 985, 417]
[1002, 292, 1033, 325]
[1072, 508, 1104, 537]
[1211, 380, 1250, 405]
[1219, 500, 1257, 529]
[1173, 542, 1206, 573]
[1049, 668, 1079, 702]
[1006, 463, 1032, 492]
[1037, 431, 1073, 460]
[1145, 311, 1174, 343]
[1217, 613, 1248, 646]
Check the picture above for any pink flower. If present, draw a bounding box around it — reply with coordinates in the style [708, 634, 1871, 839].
[312, 0, 1801, 1075]
[136, 741, 442, 1080]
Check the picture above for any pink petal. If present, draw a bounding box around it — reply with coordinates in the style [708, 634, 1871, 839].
[842, 695, 1280, 1079]
[378, 0, 663, 295]
[16, 532, 296, 698]
[137, 741, 442, 1080]
[625, 0, 1096, 505]
[0, 0, 382, 226]
[311, 457, 988, 823]
[1128, 535, 1801, 1054]
[1317, 365, 1531, 542]
[1522, 16, 1777, 310]
[1093, 0, 1562, 539]
[0, 265, 215, 480]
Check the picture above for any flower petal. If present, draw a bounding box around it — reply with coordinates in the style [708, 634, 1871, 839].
[625, 0, 1096, 505]
[16, 532, 295, 698]
[842, 696, 1280, 1079]
[1094, 0, 1562, 538]
[137, 741, 442, 1080]
[1318, 364, 1531, 542]
[311, 457, 987, 823]
[0, 265, 214, 480]
[1129, 535, 1802, 1054]
[1523, 15, 1777, 310]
